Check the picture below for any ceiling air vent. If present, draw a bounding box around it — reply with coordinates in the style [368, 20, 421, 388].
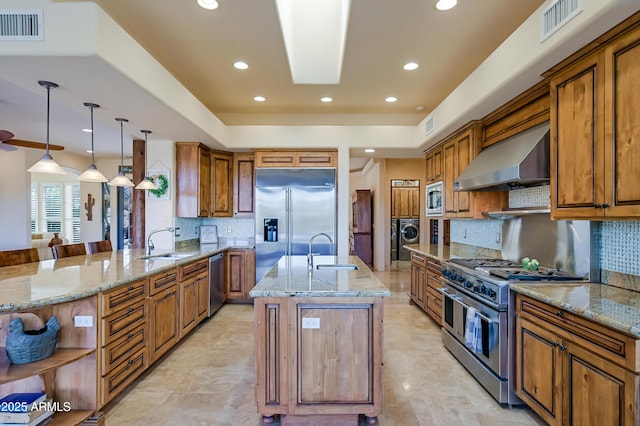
[425, 115, 435, 136]
[0, 10, 43, 41]
[540, 0, 582, 42]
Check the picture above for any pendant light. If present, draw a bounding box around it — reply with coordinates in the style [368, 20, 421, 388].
[135, 129, 158, 190]
[109, 118, 134, 187]
[27, 81, 67, 175]
[77, 103, 108, 182]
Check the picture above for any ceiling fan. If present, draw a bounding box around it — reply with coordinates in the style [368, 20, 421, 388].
[0, 130, 64, 152]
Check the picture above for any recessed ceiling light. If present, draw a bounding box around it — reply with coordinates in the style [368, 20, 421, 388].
[321, 97, 333, 103]
[197, 0, 219, 10]
[385, 97, 398, 103]
[403, 62, 419, 71]
[234, 61, 249, 70]
[254, 96, 266, 102]
[82, 128, 92, 133]
[435, 0, 457, 11]
[86, 150, 94, 153]
[416, 106, 424, 111]
[364, 148, 375, 153]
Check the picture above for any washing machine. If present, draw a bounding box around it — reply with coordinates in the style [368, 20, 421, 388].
[399, 218, 420, 260]
[391, 219, 399, 261]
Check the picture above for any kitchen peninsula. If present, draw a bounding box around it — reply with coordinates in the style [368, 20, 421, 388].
[249, 255, 390, 425]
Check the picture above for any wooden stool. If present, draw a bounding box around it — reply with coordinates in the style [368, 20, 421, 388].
[0, 248, 40, 267]
[51, 243, 87, 259]
[87, 240, 112, 254]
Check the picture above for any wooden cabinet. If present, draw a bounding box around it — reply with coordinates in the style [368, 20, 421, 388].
[176, 142, 211, 218]
[233, 152, 255, 217]
[515, 293, 640, 426]
[149, 269, 179, 363]
[409, 252, 442, 325]
[391, 187, 420, 218]
[178, 259, 209, 338]
[442, 122, 507, 218]
[0, 296, 99, 424]
[99, 278, 149, 406]
[210, 150, 233, 217]
[425, 147, 443, 183]
[254, 296, 384, 421]
[226, 248, 256, 300]
[351, 190, 372, 266]
[255, 150, 337, 168]
[550, 21, 640, 219]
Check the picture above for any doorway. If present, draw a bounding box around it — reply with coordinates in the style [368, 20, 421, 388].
[390, 179, 420, 261]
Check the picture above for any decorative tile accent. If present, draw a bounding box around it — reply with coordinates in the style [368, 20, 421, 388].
[450, 219, 502, 250]
[509, 185, 550, 208]
[599, 221, 640, 277]
[175, 217, 256, 242]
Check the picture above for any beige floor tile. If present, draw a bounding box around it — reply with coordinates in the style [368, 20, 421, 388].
[103, 261, 543, 426]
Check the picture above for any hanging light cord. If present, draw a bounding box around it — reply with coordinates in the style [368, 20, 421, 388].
[89, 105, 96, 164]
[119, 119, 125, 169]
[44, 84, 51, 157]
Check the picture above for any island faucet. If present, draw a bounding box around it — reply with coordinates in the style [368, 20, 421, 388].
[146, 227, 174, 256]
[307, 232, 333, 269]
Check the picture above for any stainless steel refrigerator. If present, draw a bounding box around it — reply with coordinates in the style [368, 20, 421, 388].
[255, 168, 336, 283]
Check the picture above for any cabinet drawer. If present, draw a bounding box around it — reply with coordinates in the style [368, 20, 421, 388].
[410, 252, 427, 267]
[516, 294, 639, 371]
[426, 260, 442, 276]
[255, 152, 296, 167]
[102, 346, 147, 404]
[149, 268, 178, 295]
[102, 299, 147, 345]
[180, 258, 208, 281]
[426, 286, 443, 321]
[101, 279, 148, 317]
[101, 323, 147, 374]
[297, 151, 336, 167]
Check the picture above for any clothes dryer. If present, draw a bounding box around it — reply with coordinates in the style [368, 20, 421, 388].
[399, 218, 419, 260]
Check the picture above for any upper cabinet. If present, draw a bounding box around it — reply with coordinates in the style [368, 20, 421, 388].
[425, 147, 443, 183]
[176, 143, 234, 218]
[442, 122, 507, 218]
[255, 150, 337, 168]
[549, 20, 640, 219]
[233, 153, 255, 218]
[391, 186, 420, 218]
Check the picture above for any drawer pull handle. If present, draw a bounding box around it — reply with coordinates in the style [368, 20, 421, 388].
[556, 311, 563, 317]
[128, 307, 134, 313]
[128, 285, 134, 291]
[128, 359, 134, 366]
[165, 289, 170, 296]
[128, 333, 134, 339]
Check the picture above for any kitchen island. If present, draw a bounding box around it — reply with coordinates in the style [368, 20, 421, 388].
[249, 255, 391, 425]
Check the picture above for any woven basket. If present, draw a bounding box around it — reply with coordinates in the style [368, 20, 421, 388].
[6, 316, 60, 365]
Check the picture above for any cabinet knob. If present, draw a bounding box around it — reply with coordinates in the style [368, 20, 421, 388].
[556, 311, 563, 317]
[165, 289, 170, 296]
[128, 333, 134, 339]
[603, 203, 610, 208]
[128, 285, 134, 291]
[559, 344, 566, 351]
[128, 307, 134, 313]
[552, 341, 559, 347]
[128, 359, 134, 366]
[594, 203, 602, 208]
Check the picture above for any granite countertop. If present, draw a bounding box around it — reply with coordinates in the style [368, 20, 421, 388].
[403, 244, 450, 262]
[511, 283, 640, 339]
[0, 243, 242, 313]
[249, 255, 391, 298]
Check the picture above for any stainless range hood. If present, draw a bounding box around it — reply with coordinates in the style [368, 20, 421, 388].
[454, 122, 550, 191]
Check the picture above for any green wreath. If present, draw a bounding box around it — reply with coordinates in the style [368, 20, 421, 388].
[149, 174, 169, 198]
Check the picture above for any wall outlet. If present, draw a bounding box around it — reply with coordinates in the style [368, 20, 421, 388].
[195, 226, 199, 235]
[496, 232, 501, 243]
[74, 315, 93, 327]
[227, 225, 232, 233]
[301, 317, 320, 329]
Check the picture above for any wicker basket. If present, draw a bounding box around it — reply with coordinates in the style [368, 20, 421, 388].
[5, 316, 60, 365]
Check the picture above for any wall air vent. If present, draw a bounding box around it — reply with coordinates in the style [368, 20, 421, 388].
[0, 10, 43, 40]
[425, 115, 435, 136]
[540, 0, 582, 42]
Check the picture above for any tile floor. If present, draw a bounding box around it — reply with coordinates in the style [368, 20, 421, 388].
[104, 261, 545, 425]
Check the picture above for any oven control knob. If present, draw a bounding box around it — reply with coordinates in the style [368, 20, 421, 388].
[465, 280, 473, 289]
[479, 285, 486, 294]
[488, 289, 497, 299]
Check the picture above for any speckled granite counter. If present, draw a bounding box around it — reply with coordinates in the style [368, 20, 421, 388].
[0, 243, 241, 313]
[403, 244, 450, 262]
[510, 283, 640, 339]
[249, 255, 390, 298]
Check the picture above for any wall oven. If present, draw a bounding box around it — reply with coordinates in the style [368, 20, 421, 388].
[425, 181, 443, 217]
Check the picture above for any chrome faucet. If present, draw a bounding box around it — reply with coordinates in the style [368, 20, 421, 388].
[146, 227, 174, 256]
[307, 232, 333, 269]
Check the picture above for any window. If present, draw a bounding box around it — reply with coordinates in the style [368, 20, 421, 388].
[31, 182, 81, 243]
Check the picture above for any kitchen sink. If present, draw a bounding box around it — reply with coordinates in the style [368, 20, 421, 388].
[315, 264, 358, 270]
[138, 252, 194, 260]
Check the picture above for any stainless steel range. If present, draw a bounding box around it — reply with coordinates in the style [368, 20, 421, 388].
[439, 258, 583, 405]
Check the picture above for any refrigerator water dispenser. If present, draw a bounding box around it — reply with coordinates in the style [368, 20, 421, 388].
[264, 218, 278, 242]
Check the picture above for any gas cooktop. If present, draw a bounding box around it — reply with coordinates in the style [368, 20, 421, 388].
[448, 258, 583, 281]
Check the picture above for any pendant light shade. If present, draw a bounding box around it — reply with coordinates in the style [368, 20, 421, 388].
[109, 118, 134, 187]
[28, 81, 67, 175]
[77, 102, 108, 182]
[135, 129, 158, 190]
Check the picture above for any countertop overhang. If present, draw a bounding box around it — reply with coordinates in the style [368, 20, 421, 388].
[249, 255, 391, 298]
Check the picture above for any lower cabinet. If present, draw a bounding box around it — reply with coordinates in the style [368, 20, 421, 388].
[226, 248, 256, 300]
[409, 252, 442, 325]
[178, 259, 209, 337]
[515, 293, 639, 426]
[149, 269, 179, 363]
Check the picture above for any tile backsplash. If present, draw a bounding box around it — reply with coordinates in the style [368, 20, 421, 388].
[600, 221, 640, 276]
[175, 217, 255, 242]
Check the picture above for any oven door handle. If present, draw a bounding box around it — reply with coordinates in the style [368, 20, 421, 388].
[438, 288, 497, 324]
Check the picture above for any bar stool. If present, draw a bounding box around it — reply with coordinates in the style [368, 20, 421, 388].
[87, 240, 112, 254]
[51, 243, 87, 259]
[0, 248, 40, 267]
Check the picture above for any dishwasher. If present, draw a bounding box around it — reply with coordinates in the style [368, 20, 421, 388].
[208, 253, 224, 316]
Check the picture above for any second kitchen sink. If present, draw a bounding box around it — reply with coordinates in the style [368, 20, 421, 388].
[315, 264, 358, 270]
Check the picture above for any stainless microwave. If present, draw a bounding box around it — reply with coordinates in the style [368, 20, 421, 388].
[426, 181, 443, 217]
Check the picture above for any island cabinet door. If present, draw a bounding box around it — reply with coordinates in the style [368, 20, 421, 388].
[289, 297, 384, 417]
